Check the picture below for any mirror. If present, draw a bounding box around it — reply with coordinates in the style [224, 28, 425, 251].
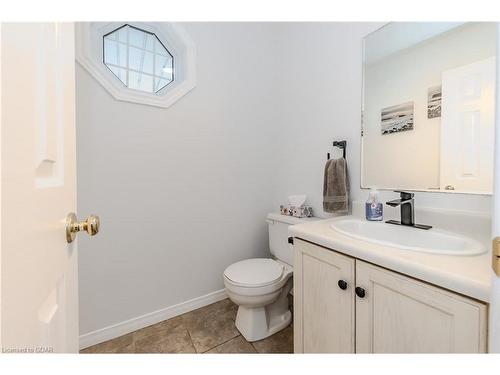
[361, 22, 497, 194]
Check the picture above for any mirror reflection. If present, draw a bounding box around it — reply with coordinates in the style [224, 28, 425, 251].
[362, 22, 497, 194]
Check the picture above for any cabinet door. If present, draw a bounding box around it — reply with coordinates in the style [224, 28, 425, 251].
[294, 239, 355, 353]
[355, 260, 487, 353]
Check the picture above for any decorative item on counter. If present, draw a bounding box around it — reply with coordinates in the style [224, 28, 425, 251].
[365, 188, 383, 221]
[280, 194, 312, 218]
[288, 194, 307, 207]
[280, 205, 313, 218]
[280, 205, 291, 216]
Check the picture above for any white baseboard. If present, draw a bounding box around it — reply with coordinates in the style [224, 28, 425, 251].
[79, 289, 228, 350]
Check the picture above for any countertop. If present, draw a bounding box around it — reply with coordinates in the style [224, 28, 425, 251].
[289, 216, 492, 302]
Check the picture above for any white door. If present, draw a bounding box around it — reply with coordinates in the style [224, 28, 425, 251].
[1, 23, 79, 353]
[355, 261, 487, 353]
[490, 23, 500, 353]
[293, 240, 355, 353]
[440, 57, 496, 193]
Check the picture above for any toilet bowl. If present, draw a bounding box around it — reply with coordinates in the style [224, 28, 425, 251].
[224, 258, 293, 341]
[223, 213, 317, 342]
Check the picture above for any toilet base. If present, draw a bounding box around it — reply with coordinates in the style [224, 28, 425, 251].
[236, 307, 292, 342]
[234, 281, 292, 342]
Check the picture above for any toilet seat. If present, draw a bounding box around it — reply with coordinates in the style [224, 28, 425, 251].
[224, 258, 284, 288]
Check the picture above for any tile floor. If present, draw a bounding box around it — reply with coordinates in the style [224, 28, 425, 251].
[81, 298, 293, 354]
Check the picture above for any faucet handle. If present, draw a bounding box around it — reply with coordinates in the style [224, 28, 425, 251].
[394, 190, 414, 200]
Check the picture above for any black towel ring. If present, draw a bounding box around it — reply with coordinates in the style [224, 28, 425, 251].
[327, 140, 347, 160]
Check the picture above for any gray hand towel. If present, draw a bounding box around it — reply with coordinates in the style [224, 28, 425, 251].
[323, 157, 349, 214]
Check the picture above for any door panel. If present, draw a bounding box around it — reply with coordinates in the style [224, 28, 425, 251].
[1, 23, 78, 353]
[440, 57, 496, 193]
[355, 260, 487, 353]
[294, 240, 355, 353]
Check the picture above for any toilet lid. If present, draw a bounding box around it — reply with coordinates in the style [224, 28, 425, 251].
[224, 258, 284, 287]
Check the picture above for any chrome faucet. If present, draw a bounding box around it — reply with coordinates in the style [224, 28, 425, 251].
[386, 191, 432, 230]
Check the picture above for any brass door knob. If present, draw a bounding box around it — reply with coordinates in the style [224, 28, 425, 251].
[66, 213, 100, 243]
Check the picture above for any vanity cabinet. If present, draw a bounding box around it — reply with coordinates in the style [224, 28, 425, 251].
[293, 239, 488, 353]
[293, 239, 355, 353]
[355, 260, 487, 353]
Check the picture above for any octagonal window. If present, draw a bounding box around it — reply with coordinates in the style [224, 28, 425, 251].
[103, 24, 174, 94]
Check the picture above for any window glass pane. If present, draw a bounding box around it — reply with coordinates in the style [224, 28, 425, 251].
[155, 54, 173, 79]
[129, 47, 154, 75]
[142, 52, 154, 75]
[105, 26, 128, 42]
[117, 26, 128, 43]
[103, 25, 174, 94]
[155, 38, 170, 56]
[155, 77, 170, 92]
[108, 66, 128, 86]
[129, 71, 153, 92]
[144, 34, 155, 51]
[129, 27, 154, 49]
[104, 39, 127, 68]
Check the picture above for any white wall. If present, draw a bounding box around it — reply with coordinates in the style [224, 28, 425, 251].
[271, 22, 377, 213]
[270, 22, 493, 216]
[363, 23, 496, 191]
[76, 23, 281, 336]
[78, 22, 494, 341]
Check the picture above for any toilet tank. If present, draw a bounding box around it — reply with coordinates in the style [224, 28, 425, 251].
[266, 213, 317, 266]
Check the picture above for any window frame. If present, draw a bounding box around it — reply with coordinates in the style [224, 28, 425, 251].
[103, 24, 175, 94]
[76, 22, 196, 108]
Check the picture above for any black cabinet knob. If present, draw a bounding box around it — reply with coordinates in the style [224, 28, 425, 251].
[355, 287, 366, 298]
[338, 280, 348, 290]
[288, 237, 294, 244]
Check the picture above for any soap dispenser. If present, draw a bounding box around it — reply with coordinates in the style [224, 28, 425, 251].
[365, 188, 383, 221]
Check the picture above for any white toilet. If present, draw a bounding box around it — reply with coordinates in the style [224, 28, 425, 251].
[223, 213, 315, 342]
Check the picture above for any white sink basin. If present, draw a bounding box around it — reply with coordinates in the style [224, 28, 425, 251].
[330, 218, 485, 256]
